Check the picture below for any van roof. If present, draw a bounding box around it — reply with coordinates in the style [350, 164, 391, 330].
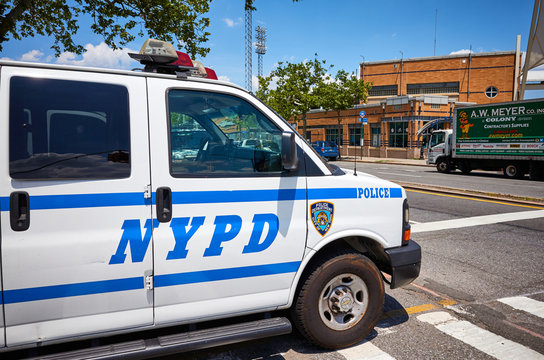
[0, 59, 246, 92]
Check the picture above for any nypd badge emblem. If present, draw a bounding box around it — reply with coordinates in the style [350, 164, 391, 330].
[311, 201, 334, 236]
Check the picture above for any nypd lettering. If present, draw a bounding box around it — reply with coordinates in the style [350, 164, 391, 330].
[109, 213, 279, 264]
[311, 201, 334, 236]
[357, 187, 403, 199]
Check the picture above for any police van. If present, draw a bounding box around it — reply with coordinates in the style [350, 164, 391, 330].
[0, 40, 421, 358]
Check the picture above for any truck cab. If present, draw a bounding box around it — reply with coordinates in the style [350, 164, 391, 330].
[427, 129, 453, 172]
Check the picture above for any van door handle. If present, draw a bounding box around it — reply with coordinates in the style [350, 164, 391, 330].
[156, 187, 172, 223]
[10, 191, 30, 231]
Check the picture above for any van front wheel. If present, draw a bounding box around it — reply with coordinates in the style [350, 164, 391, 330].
[291, 251, 384, 349]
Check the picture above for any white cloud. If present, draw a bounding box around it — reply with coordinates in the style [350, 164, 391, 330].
[218, 75, 231, 82]
[223, 17, 242, 27]
[1, 56, 13, 61]
[449, 49, 474, 55]
[20, 49, 44, 62]
[252, 75, 260, 90]
[56, 42, 138, 69]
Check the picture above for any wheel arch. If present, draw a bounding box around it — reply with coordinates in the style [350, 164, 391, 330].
[286, 231, 390, 309]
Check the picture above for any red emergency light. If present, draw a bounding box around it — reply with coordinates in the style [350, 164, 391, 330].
[129, 39, 218, 80]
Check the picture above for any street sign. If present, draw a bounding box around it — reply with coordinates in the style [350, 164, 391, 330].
[359, 110, 366, 117]
[362, 117, 368, 125]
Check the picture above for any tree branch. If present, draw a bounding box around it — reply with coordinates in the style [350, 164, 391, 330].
[0, 0, 33, 45]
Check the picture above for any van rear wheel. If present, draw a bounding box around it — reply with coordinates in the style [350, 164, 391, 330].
[291, 250, 384, 349]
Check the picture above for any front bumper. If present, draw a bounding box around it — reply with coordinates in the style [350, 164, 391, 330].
[384, 240, 421, 289]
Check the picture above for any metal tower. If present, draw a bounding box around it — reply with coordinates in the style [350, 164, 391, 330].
[245, 8, 253, 92]
[255, 26, 267, 78]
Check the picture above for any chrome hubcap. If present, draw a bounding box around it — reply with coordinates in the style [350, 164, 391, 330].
[319, 273, 369, 330]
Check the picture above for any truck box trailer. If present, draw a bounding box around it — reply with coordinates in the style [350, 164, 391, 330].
[427, 99, 544, 180]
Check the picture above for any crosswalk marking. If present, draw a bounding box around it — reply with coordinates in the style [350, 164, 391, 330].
[337, 341, 395, 360]
[498, 296, 544, 319]
[417, 311, 544, 360]
[411, 209, 544, 233]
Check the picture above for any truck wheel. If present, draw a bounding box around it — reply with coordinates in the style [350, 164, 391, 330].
[503, 163, 524, 179]
[529, 165, 544, 181]
[436, 159, 450, 173]
[458, 161, 472, 174]
[291, 250, 384, 349]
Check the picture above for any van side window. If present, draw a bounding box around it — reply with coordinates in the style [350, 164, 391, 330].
[9, 77, 130, 179]
[168, 90, 282, 176]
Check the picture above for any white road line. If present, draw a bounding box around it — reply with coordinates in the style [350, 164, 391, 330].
[411, 210, 544, 233]
[417, 311, 544, 360]
[498, 296, 544, 319]
[376, 171, 422, 178]
[337, 341, 396, 360]
[409, 220, 421, 224]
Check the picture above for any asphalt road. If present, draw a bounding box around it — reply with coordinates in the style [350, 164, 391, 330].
[334, 160, 544, 201]
[166, 182, 544, 359]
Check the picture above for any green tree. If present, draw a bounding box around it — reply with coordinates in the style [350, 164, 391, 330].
[316, 70, 371, 146]
[0, 0, 298, 58]
[256, 55, 333, 139]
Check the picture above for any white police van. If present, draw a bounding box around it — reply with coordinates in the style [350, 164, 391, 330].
[0, 40, 420, 358]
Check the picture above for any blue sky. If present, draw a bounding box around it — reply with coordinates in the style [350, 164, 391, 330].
[0, 0, 540, 97]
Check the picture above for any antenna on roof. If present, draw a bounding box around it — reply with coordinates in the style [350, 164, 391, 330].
[434, 9, 438, 56]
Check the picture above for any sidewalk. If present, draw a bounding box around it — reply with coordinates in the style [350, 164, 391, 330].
[338, 156, 430, 167]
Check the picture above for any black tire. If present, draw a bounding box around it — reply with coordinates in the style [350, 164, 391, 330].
[436, 158, 450, 173]
[503, 163, 524, 179]
[529, 165, 544, 181]
[291, 250, 384, 349]
[458, 161, 472, 174]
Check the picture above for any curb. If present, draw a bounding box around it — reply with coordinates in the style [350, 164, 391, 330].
[396, 181, 544, 208]
[337, 157, 432, 167]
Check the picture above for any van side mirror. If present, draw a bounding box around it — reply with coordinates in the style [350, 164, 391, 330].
[281, 132, 298, 171]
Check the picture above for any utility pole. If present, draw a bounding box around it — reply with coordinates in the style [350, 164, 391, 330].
[245, 7, 253, 92]
[255, 26, 267, 78]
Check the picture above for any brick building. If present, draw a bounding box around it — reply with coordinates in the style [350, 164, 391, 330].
[298, 51, 520, 159]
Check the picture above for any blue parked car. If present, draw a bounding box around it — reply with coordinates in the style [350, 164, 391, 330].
[311, 141, 339, 161]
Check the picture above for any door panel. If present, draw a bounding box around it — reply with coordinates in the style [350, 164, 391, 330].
[147, 79, 307, 325]
[0, 67, 153, 346]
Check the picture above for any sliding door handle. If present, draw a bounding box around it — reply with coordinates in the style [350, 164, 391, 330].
[156, 187, 172, 223]
[10, 191, 30, 231]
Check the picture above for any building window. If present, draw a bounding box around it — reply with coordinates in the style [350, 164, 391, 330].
[485, 86, 499, 98]
[430, 104, 441, 109]
[371, 126, 381, 147]
[388, 121, 409, 147]
[407, 82, 459, 95]
[326, 127, 343, 145]
[349, 125, 363, 146]
[369, 84, 398, 97]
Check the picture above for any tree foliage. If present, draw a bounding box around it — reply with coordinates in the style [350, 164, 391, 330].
[0, 0, 300, 58]
[257, 57, 370, 139]
[0, 0, 211, 57]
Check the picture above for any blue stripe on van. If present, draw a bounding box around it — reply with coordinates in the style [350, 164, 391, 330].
[1, 187, 403, 211]
[0, 193, 147, 212]
[155, 261, 301, 288]
[3, 276, 144, 304]
[1, 261, 301, 304]
[169, 189, 307, 204]
[0, 197, 8, 211]
[389, 187, 403, 198]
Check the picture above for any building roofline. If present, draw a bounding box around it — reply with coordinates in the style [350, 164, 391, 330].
[360, 51, 516, 66]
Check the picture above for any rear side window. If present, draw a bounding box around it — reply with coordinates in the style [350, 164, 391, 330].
[9, 77, 130, 179]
